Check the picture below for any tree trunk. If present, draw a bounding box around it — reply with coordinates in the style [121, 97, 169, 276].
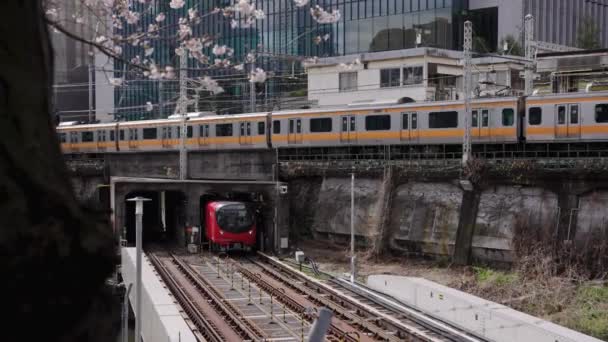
[0, 1, 118, 341]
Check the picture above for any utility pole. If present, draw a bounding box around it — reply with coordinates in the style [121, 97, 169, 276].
[88, 63, 94, 123]
[178, 54, 188, 180]
[462, 21, 473, 166]
[250, 61, 256, 113]
[350, 173, 356, 283]
[158, 79, 164, 119]
[127, 196, 151, 342]
[524, 14, 536, 95]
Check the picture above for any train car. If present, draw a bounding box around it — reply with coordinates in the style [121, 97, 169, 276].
[525, 91, 608, 143]
[57, 121, 119, 154]
[188, 112, 271, 150]
[270, 97, 522, 149]
[204, 201, 256, 250]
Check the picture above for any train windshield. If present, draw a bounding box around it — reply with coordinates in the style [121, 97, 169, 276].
[216, 204, 254, 233]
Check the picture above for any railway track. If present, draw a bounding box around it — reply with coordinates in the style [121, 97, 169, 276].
[245, 252, 486, 342]
[149, 250, 485, 342]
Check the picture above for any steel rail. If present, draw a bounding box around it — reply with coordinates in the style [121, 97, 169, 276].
[256, 252, 483, 342]
[171, 254, 268, 341]
[231, 259, 361, 342]
[148, 253, 223, 342]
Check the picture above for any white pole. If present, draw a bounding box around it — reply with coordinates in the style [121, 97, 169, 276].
[524, 14, 535, 96]
[123, 283, 133, 342]
[250, 61, 256, 113]
[350, 173, 356, 283]
[88, 63, 94, 123]
[462, 21, 473, 166]
[179, 53, 188, 180]
[127, 197, 151, 342]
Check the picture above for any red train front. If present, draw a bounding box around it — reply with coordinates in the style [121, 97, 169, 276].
[204, 201, 256, 250]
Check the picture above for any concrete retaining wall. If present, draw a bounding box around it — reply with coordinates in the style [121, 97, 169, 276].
[312, 177, 385, 238]
[121, 248, 196, 342]
[389, 182, 462, 256]
[367, 275, 602, 342]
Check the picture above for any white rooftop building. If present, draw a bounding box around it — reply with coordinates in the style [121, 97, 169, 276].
[305, 48, 526, 107]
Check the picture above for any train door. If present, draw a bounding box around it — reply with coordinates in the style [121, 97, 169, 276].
[472, 109, 489, 139]
[198, 124, 209, 146]
[340, 115, 356, 143]
[239, 121, 252, 145]
[288, 118, 302, 144]
[96, 130, 106, 150]
[69, 131, 79, 151]
[161, 126, 171, 147]
[555, 104, 581, 138]
[568, 104, 581, 138]
[400, 112, 419, 142]
[128, 128, 138, 149]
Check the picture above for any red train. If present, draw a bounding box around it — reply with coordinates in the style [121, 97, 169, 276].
[204, 201, 256, 250]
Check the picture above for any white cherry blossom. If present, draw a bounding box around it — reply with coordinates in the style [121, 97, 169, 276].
[293, 0, 309, 7]
[249, 68, 267, 83]
[155, 13, 166, 22]
[146, 102, 154, 111]
[109, 77, 123, 86]
[169, 0, 185, 9]
[310, 5, 341, 24]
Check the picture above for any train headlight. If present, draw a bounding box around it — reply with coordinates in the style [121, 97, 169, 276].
[219, 230, 224, 235]
[248, 230, 253, 235]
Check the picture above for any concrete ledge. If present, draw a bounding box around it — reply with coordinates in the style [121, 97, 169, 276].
[367, 275, 602, 342]
[121, 248, 196, 342]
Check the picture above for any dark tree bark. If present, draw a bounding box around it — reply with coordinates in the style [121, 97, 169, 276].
[0, 1, 118, 341]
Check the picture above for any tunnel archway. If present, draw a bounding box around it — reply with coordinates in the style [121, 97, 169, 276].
[123, 190, 187, 247]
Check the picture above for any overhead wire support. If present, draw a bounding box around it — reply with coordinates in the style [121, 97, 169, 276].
[178, 53, 188, 180]
[462, 20, 473, 166]
[524, 14, 536, 96]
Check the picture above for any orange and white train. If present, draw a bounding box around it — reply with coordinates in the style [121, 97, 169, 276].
[57, 91, 608, 153]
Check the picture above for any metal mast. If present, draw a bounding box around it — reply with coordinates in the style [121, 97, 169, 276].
[178, 54, 188, 180]
[524, 14, 536, 95]
[462, 21, 473, 166]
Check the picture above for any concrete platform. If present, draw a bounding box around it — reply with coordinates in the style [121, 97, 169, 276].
[121, 248, 196, 342]
[367, 275, 602, 342]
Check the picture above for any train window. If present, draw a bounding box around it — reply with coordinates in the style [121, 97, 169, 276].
[402, 113, 408, 129]
[350, 116, 356, 131]
[502, 109, 514, 126]
[177, 126, 181, 139]
[529, 107, 542, 125]
[310, 118, 333, 132]
[110, 131, 115, 141]
[472, 111, 478, 127]
[596, 104, 608, 123]
[570, 105, 579, 124]
[258, 122, 265, 135]
[273, 120, 281, 134]
[246, 122, 251, 135]
[216, 123, 233, 136]
[365, 115, 391, 130]
[240, 122, 245, 136]
[187, 126, 193, 138]
[58, 133, 66, 143]
[296, 119, 302, 133]
[81, 131, 94, 142]
[557, 106, 566, 124]
[411, 113, 417, 129]
[119, 130, 125, 141]
[482, 110, 489, 127]
[143, 128, 157, 140]
[429, 111, 458, 128]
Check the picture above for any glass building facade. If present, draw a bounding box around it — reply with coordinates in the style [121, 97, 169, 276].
[115, 0, 466, 120]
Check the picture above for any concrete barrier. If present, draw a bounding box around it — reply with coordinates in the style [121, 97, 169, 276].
[121, 248, 196, 342]
[367, 275, 602, 342]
